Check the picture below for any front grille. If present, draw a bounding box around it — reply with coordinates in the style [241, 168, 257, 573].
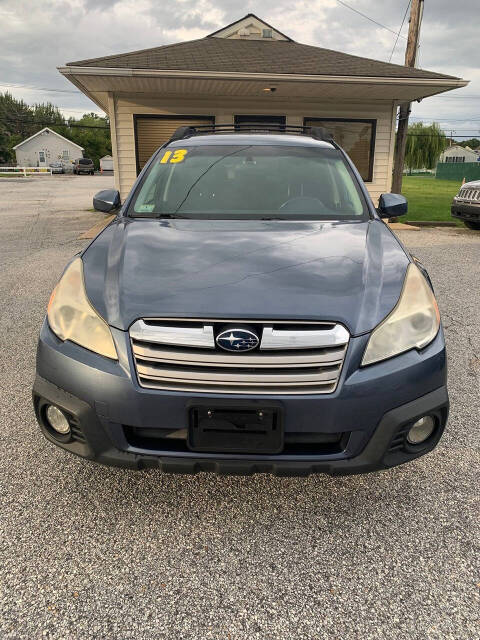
[129, 318, 349, 394]
[457, 188, 480, 202]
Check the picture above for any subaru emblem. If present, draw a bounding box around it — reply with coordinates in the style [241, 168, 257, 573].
[216, 328, 259, 352]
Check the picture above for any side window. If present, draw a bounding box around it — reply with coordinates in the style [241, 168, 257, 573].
[304, 118, 376, 182]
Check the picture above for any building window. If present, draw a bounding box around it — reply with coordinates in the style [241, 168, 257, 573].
[262, 28, 273, 38]
[234, 115, 286, 131]
[62, 150, 69, 159]
[445, 156, 465, 163]
[304, 118, 376, 182]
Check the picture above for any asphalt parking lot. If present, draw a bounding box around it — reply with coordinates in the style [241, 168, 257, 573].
[1, 175, 479, 639]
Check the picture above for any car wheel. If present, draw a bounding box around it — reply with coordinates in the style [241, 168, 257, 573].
[464, 221, 480, 230]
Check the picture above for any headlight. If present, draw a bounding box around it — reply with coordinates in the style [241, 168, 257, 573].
[47, 257, 117, 360]
[362, 263, 440, 366]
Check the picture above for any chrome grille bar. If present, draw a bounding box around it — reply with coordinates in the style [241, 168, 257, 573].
[130, 343, 346, 366]
[261, 325, 349, 350]
[130, 319, 214, 348]
[136, 361, 340, 382]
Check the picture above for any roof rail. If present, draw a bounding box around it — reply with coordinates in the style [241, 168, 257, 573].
[167, 124, 335, 144]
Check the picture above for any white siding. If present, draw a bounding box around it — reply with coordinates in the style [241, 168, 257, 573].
[15, 129, 82, 167]
[111, 94, 396, 203]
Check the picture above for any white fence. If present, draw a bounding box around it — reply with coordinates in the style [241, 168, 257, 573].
[0, 167, 52, 176]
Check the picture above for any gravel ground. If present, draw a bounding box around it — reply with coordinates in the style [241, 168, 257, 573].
[0, 177, 479, 639]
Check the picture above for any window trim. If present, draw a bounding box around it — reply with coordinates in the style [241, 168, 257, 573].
[303, 117, 376, 182]
[133, 114, 215, 175]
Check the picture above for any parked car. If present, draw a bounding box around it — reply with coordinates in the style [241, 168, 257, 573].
[73, 158, 95, 175]
[33, 126, 448, 475]
[49, 162, 64, 174]
[451, 180, 480, 229]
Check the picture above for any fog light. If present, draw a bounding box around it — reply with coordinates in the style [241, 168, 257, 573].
[46, 405, 71, 435]
[407, 416, 435, 445]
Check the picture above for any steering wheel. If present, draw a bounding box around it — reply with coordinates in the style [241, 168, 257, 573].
[278, 196, 328, 213]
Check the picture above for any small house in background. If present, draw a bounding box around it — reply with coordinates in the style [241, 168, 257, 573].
[439, 144, 479, 164]
[100, 155, 114, 171]
[13, 127, 84, 168]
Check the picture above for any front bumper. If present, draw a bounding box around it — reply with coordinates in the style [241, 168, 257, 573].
[451, 202, 480, 223]
[33, 320, 449, 476]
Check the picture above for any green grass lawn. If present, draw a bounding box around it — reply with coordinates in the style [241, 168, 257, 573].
[402, 175, 463, 224]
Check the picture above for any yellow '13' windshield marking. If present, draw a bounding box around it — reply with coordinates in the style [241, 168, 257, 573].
[159, 149, 188, 164]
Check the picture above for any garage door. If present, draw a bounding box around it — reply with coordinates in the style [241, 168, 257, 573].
[135, 116, 215, 173]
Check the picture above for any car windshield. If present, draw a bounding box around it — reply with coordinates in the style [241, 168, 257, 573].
[129, 144, 367, 219]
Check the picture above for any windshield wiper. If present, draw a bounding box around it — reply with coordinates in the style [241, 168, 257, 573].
[156, 213, 190, 219]
[173, 146, 252, 214]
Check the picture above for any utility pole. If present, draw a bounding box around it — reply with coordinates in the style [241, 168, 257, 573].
[391, 0, 424, 194]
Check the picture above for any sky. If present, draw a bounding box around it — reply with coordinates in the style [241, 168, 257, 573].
[1, 0, 479, 139]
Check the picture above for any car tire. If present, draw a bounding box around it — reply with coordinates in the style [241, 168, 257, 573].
[464, 221, 480, 230]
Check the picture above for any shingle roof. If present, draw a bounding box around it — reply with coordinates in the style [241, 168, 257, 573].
[12, 127, 84, 150]
[66, 36, 458, 81]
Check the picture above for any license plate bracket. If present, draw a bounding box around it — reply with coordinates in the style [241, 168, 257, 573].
[188, 406, 283, 454]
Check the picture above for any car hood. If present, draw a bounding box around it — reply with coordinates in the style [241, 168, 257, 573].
[82, 218, 410, 335]
[462, 180, 480, 189]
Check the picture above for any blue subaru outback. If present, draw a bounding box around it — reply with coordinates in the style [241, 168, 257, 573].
[33, 125, 448, 475]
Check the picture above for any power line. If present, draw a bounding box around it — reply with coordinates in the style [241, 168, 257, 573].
[389, 0, 411, 62]
[57, 108, 105, 114]
[0, 117, 108, 130]
[334, 0, 407, 39]
[0, 81, 81, 94]
[409, 116, 480, 122]
[429, 95, 480, 100]
[406, 134, 479, 137]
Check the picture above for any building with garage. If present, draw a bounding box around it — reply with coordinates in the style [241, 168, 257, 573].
[59, 14, 468, 202]
[13, 127, 84, 168]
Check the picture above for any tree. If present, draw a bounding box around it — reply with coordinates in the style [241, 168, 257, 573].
[0, 92, 33, 163]
[404, 122, 448, 171]
[66, 113, 111, 168]
[457, 138, 480, 149]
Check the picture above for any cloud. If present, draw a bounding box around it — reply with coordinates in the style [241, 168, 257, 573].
[0, 0, 478, 131]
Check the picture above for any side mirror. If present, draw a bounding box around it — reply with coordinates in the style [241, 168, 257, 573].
[378, 193, 408, 218]
[93, 189, 121, 213]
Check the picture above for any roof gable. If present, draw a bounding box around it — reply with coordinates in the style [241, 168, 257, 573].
[13, 127, 84, 151]
[208, 13, 290, 41]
